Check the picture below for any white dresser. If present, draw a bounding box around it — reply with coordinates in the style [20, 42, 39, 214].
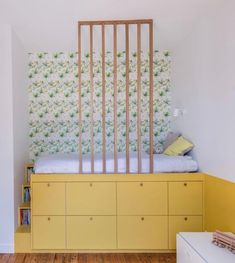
[177, 232, 235, 263]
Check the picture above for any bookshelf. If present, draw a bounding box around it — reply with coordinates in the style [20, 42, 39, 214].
[22, 184, 31, 203]
[24, 163, 34, 184]
[18, 163, 33, 227]
[15, 163, 34, 252]
[18, 202, 31, 225]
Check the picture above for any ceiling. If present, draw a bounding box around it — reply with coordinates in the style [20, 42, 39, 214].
[0, 0, 223, 52]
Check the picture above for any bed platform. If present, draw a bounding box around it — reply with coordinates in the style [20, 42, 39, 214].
[34, 152, 198, 174]
[16, 19, 204, 253]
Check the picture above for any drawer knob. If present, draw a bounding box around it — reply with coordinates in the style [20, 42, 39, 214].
[47, 183, 50, 187]
[184, 217, 188, 221]
[90, 217, 93, 221]
[140, 183, 143, 187]
[184, 183, 187, 186]
[141, 217, 144, 221]
[90, 183, 93, 187]
[48, 217, 51, 221]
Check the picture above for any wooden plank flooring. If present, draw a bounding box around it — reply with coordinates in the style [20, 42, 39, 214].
[0, 253, 176, 263]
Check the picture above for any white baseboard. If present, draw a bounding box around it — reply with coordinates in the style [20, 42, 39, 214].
[0, 243, 14, 253]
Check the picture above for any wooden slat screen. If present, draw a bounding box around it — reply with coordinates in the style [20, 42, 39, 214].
[113, 24, 118, 173]
[78, 19, 154, 174]
[137, 23, 142, 173]
[125, 23, 130, 173]
[78, 23, 83, 173]
[149, 22, 154, 173]
[101, 24, 106, 173]
[89, 25, 94, 173]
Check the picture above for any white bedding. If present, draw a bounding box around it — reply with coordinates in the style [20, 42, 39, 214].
[34, 152, 198, 173]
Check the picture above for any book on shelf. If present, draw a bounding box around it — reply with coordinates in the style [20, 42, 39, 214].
[23, 187, 31, 203]
[20, 209, 30, 225]
[24, 164, 34, 184]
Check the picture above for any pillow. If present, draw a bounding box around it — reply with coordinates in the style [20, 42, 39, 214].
[163, 136, 194, 156]
[163, 132, 181, 151]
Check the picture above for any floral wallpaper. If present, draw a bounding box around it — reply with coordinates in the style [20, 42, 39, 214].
[28, 51, 171, 161]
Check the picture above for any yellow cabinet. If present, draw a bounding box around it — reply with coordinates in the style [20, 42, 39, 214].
[66, 182, 116, 215]
[32, 216, 65, 249]
[67, 216, 116, 249]
[30, 175, 205, 251]
[32, 182, 65, 215]
[117, 182, 167, 215]
[169, 216, 203, 249]
[169, 182, 203, 215]
[117, 216, 168, 249]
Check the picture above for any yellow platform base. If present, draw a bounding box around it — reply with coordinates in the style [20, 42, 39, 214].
[14, 225, 31, 253]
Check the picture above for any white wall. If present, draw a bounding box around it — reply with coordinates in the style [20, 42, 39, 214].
[0, 24, 14, 253]
[12, 30, 28, 229]
[0, 24, 28, 253]
[0, 0, 222, 52]
[172, 1, 235, 182]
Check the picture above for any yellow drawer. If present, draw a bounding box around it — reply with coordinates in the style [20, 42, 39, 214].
[169, 182, 203, 215]
[169, 216, 203, 249]
[67, 216, 116, 249]
[117, 216, 168, 249]
[32, 216, 65, 249]
[117, 182, 167, 215]
[66, 182, 116, 215]
[32, 182, 65, 215]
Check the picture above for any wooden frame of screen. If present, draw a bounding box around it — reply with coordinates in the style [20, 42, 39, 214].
[78, 19, 154, 173]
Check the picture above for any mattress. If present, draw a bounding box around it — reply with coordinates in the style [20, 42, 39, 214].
[34, 152, 198, 173]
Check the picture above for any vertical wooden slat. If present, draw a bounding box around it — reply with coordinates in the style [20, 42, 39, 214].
[137, 23, 142, 173]
[113, 24, 118, 173]
[90, 25, 94, 173]
[149, 21, 154, 173]
[125, 23, 130, 173]
[102, 24, 106, 173]
[78, 23, 83, 173]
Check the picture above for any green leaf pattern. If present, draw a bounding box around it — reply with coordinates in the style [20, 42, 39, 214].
[28, 51, 171, 161]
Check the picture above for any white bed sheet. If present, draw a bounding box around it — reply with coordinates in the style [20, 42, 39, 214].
[34, 152, 198, 173]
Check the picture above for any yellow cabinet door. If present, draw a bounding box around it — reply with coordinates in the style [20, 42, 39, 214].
[67, 216, 116, 249]
[169, 182, 203, 215]
[117, 216, 168, 249]
[117, 182, 167, 215]
[32, 216, 66, 249]
[169, 216, 203, 249]
[32, 182, 65, 215]
[66, 182, 116, 215]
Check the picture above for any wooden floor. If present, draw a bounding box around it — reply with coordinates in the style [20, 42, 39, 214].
[0, 253, 176, 263]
